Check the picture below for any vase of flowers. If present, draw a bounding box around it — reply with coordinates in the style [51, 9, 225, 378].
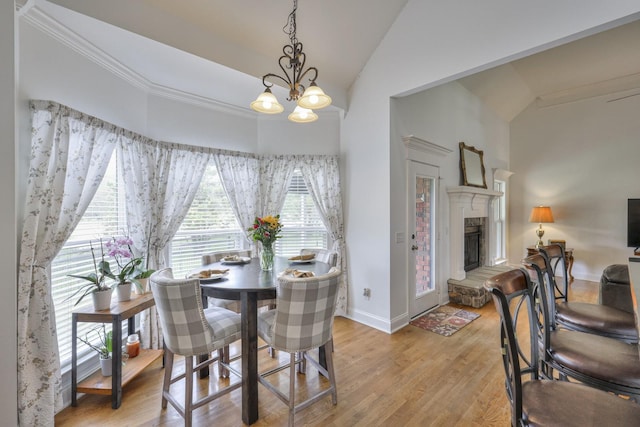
[248, 215, 282, 271]
[67, 240, 113, 311]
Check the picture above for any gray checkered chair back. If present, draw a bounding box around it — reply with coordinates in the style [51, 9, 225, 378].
[150, 268, 240, 357]
[300, 248, 338, 267]
[269, 267, 341, 352]
[201, 249, 252, 266]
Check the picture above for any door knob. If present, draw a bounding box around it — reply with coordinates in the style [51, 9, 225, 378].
[411, 245, 419, 251]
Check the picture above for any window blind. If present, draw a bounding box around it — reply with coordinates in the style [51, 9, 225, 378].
[169, 162, 244, 278]
[277, 169, 328, 256]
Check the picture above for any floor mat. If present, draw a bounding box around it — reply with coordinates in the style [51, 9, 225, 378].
[409, 305, 480, 337]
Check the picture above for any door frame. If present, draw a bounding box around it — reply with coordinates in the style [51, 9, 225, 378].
[408, 160, 440, 318]
[402, 136, 453, 319]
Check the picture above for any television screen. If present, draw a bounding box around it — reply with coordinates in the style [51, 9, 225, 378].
[628, 199, 640, 248]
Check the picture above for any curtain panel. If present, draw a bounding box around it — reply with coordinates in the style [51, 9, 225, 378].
[118, 138, 212, 350]
[18, 100, 118, 425]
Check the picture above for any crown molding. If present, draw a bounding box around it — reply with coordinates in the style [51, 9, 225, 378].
[21, 5, 255, 119]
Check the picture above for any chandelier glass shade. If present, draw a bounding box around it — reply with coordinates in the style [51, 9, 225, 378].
[288, 106, 318, 123]
[250, 88, 284, 114]
[250, 0, 331, 122]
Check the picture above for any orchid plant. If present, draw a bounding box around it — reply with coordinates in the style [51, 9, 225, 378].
[67, 239, 112, 306]
[100, 236, 155, 292]
[77, 324, 113, 359]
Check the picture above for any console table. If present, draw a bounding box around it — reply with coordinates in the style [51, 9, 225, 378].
[71, 292, 164, 409]
[527, 246, 574, 283]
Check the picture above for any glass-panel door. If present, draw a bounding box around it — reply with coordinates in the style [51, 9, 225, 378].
[409, 161, 439, 317]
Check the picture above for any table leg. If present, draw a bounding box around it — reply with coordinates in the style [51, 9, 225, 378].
[199, 289, 210, 379]
[71, 314, 78, 406]
[241, 292, 259, 425]
[112, 317, 123, 409]
[567, 254, 575, 283]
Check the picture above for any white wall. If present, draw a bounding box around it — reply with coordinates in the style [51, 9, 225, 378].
[257, 112, 341, 155]
[510, 92, 640, 281]
[389, 82, 509, 327]
[1, 1, 18, 424]
[342, 0, 640, 332]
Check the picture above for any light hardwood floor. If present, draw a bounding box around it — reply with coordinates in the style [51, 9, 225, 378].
[55, 278, 599, 426]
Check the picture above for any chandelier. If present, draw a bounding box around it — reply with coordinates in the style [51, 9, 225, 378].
[250, 0, 332, 123]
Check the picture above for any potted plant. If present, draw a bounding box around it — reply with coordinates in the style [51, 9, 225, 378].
[77, 324, 113, 376]
[101, 236, 144, 301]
[67, 240, 113, 311]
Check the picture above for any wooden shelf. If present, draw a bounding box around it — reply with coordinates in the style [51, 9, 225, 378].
[77, 349, 164, 395]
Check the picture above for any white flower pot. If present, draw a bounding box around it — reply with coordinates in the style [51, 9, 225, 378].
[133, 278, 149, 295]
[100, 357, 112, 377]
[116, 282, 132, 302]
[92, 288, 113, 311]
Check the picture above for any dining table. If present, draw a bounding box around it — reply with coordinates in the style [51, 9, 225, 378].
[194, 255, 331, 425]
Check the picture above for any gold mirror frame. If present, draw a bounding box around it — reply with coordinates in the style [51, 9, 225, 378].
[459, 142, 487, 189]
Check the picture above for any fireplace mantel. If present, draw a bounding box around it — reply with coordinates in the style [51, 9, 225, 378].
[448, 186, 503, 280]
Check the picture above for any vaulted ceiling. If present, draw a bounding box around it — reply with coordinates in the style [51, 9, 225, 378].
[36, 0, 640, 121]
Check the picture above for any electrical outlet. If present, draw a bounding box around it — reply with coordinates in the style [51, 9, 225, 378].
[363, 288, 371, 298]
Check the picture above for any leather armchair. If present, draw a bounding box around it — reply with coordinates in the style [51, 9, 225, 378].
[599, 264, 633, 314]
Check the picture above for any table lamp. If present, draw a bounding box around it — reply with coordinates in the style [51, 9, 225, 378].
[529, 206, 554, 248]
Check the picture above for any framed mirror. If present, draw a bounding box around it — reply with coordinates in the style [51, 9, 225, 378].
[459, 142, 487, 188]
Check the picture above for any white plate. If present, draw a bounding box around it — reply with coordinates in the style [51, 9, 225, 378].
[288, 259, 315, 264]
[189, 271, 229, 282]
[221, 256, 251, 264]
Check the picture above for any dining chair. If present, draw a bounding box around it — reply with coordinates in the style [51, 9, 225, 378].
[532, 246, 637, 343]
[257, 267, 341, 427]
[484, 268, 640, 427]
[149, 268, 242, 427]
[300, 248, 338, 267]
[201, 249, 252, 266]
[522, 254, 640, 401]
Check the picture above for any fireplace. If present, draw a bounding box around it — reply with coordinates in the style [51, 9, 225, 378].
[464, 218, 485, 271]
[447, 186, 502, 281]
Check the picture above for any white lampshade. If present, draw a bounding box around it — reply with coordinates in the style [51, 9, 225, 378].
[250, 88, 284, 114]
[288, 106, 318, 123]
[297, 83, 332, 110]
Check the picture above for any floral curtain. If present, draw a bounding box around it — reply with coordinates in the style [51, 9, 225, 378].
[213, 152, 260, 242]
[259, 155, 295, 215]
[297, 156, 348, 316]
[18, 101, 117, 425]
[252, 155, 294, 254]
[118, 139, 211, 349]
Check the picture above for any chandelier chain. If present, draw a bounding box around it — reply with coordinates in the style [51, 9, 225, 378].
[284, 0, 298, 47]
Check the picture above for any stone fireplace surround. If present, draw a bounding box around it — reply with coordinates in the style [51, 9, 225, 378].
[447, 186, 507, 307]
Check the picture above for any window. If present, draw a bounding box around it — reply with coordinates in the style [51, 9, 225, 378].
[493, 179, 507, 264]
[51, 154, 125, 372]
[276, 169, 328, 256]
[51, 162, 327, 372]
[168, 162, 244, 278]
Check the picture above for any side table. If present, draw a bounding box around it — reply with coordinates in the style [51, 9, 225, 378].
[526, 246, 574, 283]
[71, 292, 164, 409]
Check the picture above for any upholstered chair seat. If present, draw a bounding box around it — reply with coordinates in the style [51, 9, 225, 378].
[257, 267, 341, 427]
[535, 245, 637, 344]
[150, 268, 242, 427]
[523, 253, 640, 401]
[484, 268, 640, 427]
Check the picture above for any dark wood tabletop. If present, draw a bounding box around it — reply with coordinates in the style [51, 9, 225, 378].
[194, 256, 331, 425]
